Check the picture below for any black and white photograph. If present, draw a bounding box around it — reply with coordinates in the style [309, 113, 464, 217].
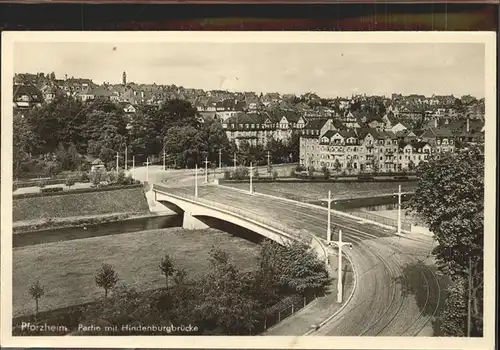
[0, 31, 496, 349]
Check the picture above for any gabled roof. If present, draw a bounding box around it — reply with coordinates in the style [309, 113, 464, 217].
[339, 130, 357, 139]
[304, 118, 329, 130]
[13, 84, 44, 102]
[321, 130, 337, 139]
[420, 127, 453, 138]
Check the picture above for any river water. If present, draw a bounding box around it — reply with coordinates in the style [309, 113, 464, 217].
[14, 215, 182, 248]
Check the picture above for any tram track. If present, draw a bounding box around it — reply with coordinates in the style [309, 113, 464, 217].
[163, 184, 442, 336]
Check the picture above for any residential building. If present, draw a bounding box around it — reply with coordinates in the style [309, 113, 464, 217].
[13, 84, 44, 110]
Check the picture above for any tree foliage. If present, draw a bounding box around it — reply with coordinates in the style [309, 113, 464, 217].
[28, 280, 45, 315]
[159, 254, 175, 287]
[405, 146, 484, 336]
[95, 263, 119, 297]
[195, 247, 260, 335]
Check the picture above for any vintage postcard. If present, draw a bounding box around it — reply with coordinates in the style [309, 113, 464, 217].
[0, 31, 496, 349]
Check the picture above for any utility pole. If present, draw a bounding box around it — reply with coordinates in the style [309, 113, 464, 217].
[219, 149, 222, 172]
[195, 164, 198, 198]
[233, 152, 237, 173]
[467, 256, 472, 337]
[145, 157, 150, 183]
[115, 152, 120, 172]
[329, 229, 352, 303]
[125, 146, 128, 171]
[249, 162, 254, 194]
[203, 157, 210, 183]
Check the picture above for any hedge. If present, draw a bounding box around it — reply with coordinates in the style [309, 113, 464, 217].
[13, 184, 143, 200]
[14, 179, 91, 188]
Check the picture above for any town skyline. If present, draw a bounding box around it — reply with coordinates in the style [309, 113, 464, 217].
[14, 42, 485, 99]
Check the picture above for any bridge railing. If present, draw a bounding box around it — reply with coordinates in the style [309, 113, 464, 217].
[154, 185, 312, 244]
[347, 210, 412, 231]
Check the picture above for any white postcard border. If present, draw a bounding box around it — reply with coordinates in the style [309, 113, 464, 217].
[1, 31, 496, 349]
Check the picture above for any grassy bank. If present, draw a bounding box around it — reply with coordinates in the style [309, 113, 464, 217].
[13, 187, 150, 222]
[13, 227, 260, 317]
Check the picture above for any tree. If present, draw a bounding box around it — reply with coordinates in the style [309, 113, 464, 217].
[172, 268, 188, 286]
[28, 280, 45, 316]
[346, 159, 354, 174]
[333, 159, 341, 174]
[321, 165, 330, 180]
[195, 247, 260, 335]
[13, 113, 38, 177]
[38, 179, 47, 191]
[95, 263, 119, 297]
[159, 254, 175, 287]
[408, 159, 415, 172]
[405, 146, 484, 336]
[307, 166, 315, 177]
[163, 125, 205, 168]
[65, 176, 76, 189]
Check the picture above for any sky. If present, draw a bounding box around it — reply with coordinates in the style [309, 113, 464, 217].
[14, 42, 485, 98]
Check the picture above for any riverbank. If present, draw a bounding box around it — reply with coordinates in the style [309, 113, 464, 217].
[13, 227, 261, 317]
[13, 187, 150, 222]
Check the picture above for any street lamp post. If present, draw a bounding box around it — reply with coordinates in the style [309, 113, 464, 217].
[145, 157, 150, 183]
[195, 164, 198, 198]
[132, 156, 135, 178]
[329, 229, 352, 303]
[249, 162, 254, 194]
[115, 152, 120, 172]
[219, 149, 222, 172]
[203, 157, 209, 183]
[125, 146, 128, 171]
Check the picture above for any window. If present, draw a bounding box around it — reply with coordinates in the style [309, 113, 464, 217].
[354, 147, 357, 152]
[380, 156, 383, 160]
[239, 124, 243, 129]
[231, 124, 235, 128]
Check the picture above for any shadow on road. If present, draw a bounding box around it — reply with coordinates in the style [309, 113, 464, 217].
[400, 261, 449, 336]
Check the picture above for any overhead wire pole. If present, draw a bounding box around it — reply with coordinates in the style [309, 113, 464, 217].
[233, 152, 237, 173]
[393, 185, 408, 235]
[329, 229, 353, 303]
[321, 190, 334, 243]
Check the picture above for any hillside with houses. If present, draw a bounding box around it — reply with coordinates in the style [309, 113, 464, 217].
[13, 71, 485, 175]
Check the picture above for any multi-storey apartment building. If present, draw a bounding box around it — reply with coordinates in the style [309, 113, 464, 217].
[221, 110, 304, 147]
[300, 126, 445, 173]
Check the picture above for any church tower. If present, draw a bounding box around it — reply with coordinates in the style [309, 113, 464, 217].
[122, 71, 127, 85]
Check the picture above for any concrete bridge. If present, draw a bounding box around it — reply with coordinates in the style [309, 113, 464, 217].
[152, 184, 328, 264]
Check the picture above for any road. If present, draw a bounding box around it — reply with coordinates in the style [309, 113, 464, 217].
[135, 166, 441, 336]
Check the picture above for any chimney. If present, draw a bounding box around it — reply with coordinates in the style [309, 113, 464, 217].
[466, 118, 470, 133]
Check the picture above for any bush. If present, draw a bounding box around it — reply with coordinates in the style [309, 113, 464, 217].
[307, 166, 315, 177]
[295, 164, 306, 172]
[65, 177, 76, 189]
[41, 187, 64, 193]
[272, 170, 278, 180]
[233, 166, 249, 180]
[13, 184, 143, 199]
[223, 170, 231, 180]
